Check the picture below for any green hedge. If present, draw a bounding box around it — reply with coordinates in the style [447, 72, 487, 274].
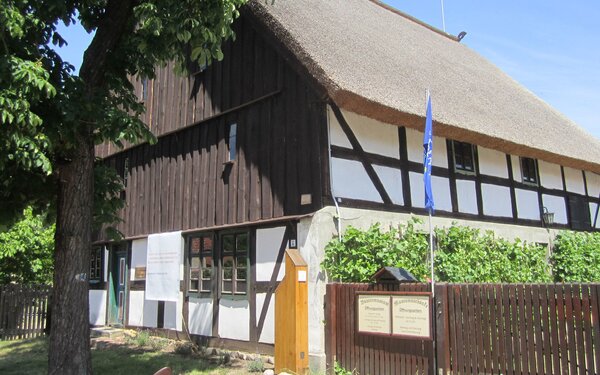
[551, 231, 600, 282]
[435, 225, 550, 282]
[322, 219, 562, 283]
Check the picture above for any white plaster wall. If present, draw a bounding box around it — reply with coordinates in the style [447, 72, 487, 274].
[405, 128, 447, 168]
[373, 165, 404, 205]
[456, 179, 478, 214]
[218, 298, 249, 341]
[256, 227, 287, 282]
[142, 298, 158, 328]
[589, 203, 600, 229]
[481, 184, 512, 217]
[538, 161, 563, 190]
[256, 293, 276, 344]
[585, 171, 600, 197]
[188, 297, 213, 336]
[331, 157, 382, 202]
[409, 172, 452, 212]
[515, 189, 540, 220]
[128, 290, 145, 326]
[297, 211, 337, 372]
[564, 167, 585, 194]
[511, 155, 521, 182]
[341, 109, 400, 159]
[328, 107, 351, 148]
[478, 147, 508, 178]
[130, 238, 147, 281]
[163, 292, 183, 331]
[542, 195, 568, 224]
[89, 290, 107, 326]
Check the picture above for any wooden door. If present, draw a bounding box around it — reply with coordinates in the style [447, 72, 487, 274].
[107, 246, 128, 326]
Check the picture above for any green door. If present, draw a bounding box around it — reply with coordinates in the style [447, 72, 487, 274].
[108, 247, 128, 326]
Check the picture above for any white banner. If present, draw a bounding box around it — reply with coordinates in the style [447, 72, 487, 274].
[145, 231, 183, 302]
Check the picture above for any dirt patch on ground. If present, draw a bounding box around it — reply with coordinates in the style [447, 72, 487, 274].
[90, 330, 274, 375]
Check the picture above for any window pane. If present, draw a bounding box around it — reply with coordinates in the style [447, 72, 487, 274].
[223, 268, 233, 280]
[202, 267, 212, 279]
[203, 237, 213, 252]
[463, 148, 473, 171]
[190, 268, 200, 280]
[119, 258, 125, 285]
[223, 280, 233, 294]
[455, 144, 464, 169]
[191, 257, 200, 268]
[222, 235, 235, 253]
[189, 279, 199, 291]
[235, 281, 247, 294]
[236, 256, 247, 268]
[203, 256, 212, 268]
[236, 234, 248, 251]
[200, 279, 211, 292]
[191, 237, 201, 254]
[223, 256, 234, 268]
[237, 268, 247, 281]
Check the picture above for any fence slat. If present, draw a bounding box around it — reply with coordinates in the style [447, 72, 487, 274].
[591, 285, 600, 374]
[581, 285, 594, 375]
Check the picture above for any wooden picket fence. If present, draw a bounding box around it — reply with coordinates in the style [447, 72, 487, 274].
[325, 283, 600, 375]
[0, 284, 51, 340]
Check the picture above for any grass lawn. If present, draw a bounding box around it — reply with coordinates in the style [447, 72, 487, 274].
[0, 336, 259, 375]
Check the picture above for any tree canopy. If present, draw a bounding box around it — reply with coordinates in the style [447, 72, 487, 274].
[1, 0, 247, 373]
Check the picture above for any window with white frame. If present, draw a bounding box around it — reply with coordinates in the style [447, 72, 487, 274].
[188, 235, 214, 294]
[221, 232, 248, 295]
[452, 140, 476, 173]
[520, 157, 538, 185]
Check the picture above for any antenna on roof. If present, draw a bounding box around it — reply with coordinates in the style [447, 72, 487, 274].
[440, 0, 446, 32]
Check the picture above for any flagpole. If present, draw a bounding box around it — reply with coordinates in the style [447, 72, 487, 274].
[424, 88, 437, 374]
[429, 212, 434, 297]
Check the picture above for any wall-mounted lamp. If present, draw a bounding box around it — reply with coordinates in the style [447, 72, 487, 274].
[542, 207, 555, 226]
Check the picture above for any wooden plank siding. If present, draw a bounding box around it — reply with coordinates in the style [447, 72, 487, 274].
[94, 17, 325, 241]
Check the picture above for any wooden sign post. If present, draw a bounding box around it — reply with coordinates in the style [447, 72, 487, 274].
[275, 249, 308, 374]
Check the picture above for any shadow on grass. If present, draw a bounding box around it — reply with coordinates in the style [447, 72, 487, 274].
[0, 337, 227, 375]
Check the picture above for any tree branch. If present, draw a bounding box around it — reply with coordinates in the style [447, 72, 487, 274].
[79, 0, 137, 90]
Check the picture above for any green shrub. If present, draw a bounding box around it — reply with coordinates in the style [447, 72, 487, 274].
[333, 361, 356, 375]
[322, 219, 551, 283]
[247, 359, 265, 373]
[322, 219, 429, 282]
[552, 231, 600, 282]
[434, 225, 551, 282]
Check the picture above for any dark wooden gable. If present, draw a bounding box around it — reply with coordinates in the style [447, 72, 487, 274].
[95, 16, 328, 241]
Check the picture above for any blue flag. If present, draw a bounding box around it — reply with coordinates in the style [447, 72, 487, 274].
[423, 93, 434, 213]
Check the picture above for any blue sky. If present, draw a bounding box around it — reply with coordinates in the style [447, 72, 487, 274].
[56, 1, 600, 139]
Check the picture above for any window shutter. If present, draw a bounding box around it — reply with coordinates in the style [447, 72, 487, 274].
[568, 195, 591, 230]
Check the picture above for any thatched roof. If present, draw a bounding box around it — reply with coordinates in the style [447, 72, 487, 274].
[246, 0, 600, 173]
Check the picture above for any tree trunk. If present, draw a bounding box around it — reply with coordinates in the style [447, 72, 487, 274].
[46, 1, 136, 373]
[48, 135, 95, 375]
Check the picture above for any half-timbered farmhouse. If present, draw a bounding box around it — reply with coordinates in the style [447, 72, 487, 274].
[88, 0, 600, 370]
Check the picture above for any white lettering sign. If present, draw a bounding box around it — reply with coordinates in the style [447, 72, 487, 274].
[145, 231, 183, 302]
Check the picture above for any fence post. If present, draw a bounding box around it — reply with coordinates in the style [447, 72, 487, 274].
[325, 284, 337, 374]
[435, 283, 450, 375]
